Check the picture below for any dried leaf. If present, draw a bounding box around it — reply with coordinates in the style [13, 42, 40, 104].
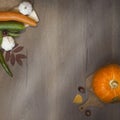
[13, 46, 24, 53]
[16, 54, 27, 59]
[5, 51, 11, 62]
[16, 54, 23, 66]
[16, 59, 23, 66]
[10, 53, 15, 66]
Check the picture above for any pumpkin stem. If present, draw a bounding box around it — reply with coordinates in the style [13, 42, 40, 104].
[109, 80, 118, 88]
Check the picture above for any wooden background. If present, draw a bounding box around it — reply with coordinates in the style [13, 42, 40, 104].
[0, 0, 120, 120]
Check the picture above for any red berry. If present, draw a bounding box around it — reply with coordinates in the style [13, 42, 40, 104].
[85, 110, 91, 117]
[78, 86, 85, 93]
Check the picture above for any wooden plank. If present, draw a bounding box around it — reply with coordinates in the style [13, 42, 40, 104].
[112, 0, 120, 64]
[0, 0, 120, 120]
[86, 0, 112, 75]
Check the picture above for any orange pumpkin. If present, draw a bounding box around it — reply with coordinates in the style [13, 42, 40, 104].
[92, 64, 120, 103]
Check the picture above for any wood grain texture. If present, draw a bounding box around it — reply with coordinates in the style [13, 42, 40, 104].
[0, 0, 120, 120]
[112, 0, 120, 64]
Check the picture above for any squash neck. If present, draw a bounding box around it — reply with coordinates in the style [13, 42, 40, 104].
[109, 80, 118, 88]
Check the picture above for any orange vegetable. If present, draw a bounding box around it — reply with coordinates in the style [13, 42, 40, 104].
[0, 11, 37, 26]
[92, 64, 120, 103]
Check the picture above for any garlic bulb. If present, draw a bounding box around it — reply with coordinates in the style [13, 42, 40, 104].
[18, 1, 33, 15]
[1, 36, 15, 51]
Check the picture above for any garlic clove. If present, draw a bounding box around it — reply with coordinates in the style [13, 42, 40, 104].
[29, 10, 39, 22]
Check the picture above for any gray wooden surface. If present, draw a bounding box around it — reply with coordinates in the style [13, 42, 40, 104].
[0, 0, 120, 120]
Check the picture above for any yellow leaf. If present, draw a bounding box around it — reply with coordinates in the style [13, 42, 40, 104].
[73, 94, 83, 104]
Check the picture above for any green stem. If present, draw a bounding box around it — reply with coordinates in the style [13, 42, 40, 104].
[0, 31, 13, 77]
[0, 51, 13, 77]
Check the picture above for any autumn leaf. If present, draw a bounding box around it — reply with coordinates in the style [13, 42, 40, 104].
[16, 54, 23, 66]
[5, 51, 11, 62]
[3, 43, 27, 66]
[13, 46, 24, 53]
[10, 53, 15, 66]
